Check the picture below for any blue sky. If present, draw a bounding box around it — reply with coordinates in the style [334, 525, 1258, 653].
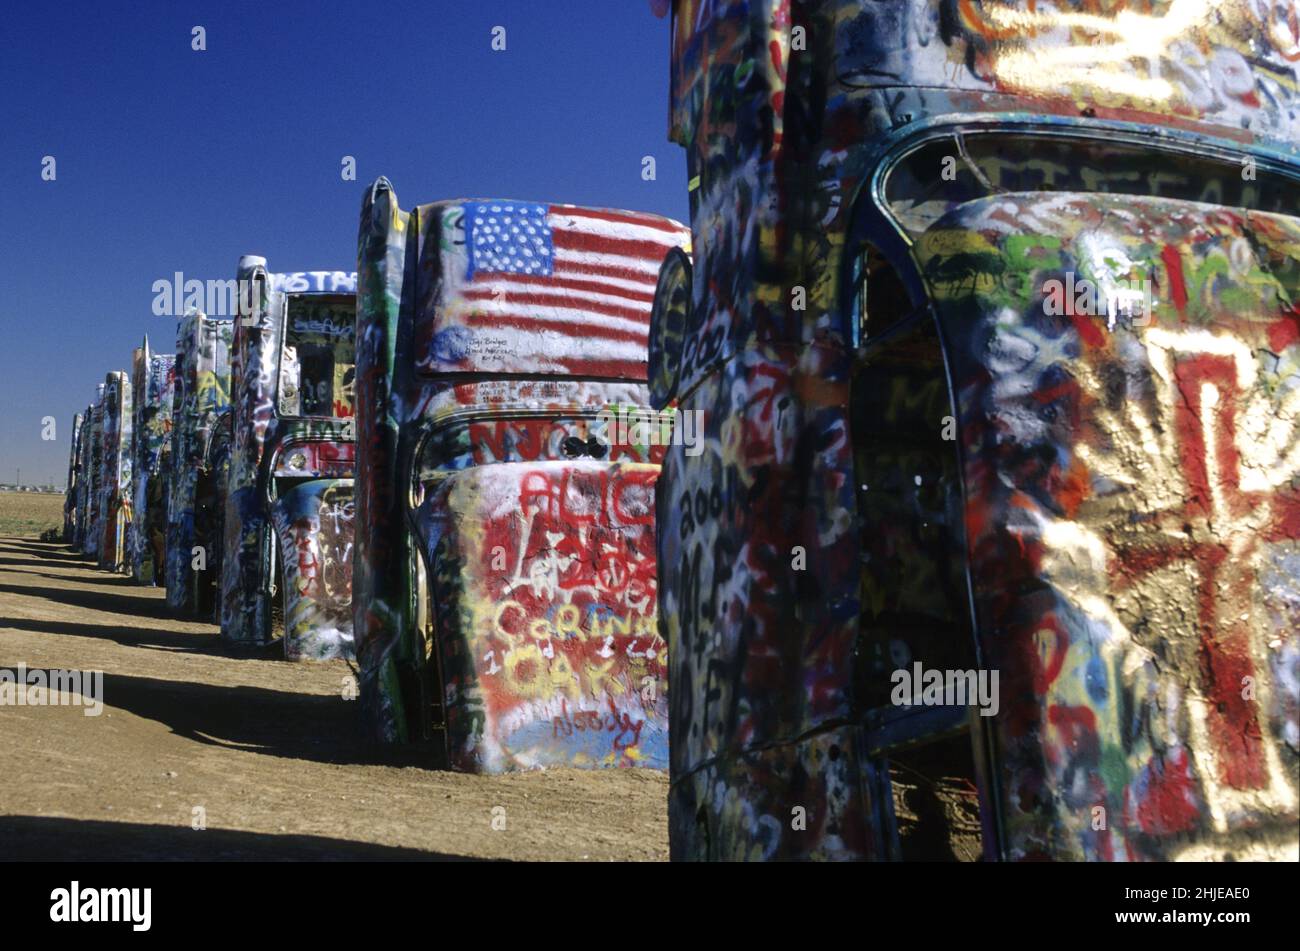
[0, 0, 685, 486]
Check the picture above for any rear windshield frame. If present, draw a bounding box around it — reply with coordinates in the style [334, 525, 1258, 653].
[876, 123, 1300, 243]
[277, 292, 357, 420]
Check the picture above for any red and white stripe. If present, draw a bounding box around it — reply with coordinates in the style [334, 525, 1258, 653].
[459, 205, 689, 378]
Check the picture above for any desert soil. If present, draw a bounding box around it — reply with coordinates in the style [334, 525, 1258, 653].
[0, 494, 668, 861]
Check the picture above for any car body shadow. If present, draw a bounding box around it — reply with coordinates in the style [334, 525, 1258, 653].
[0, 616, 222, 654]
[0, 815, 482, 861]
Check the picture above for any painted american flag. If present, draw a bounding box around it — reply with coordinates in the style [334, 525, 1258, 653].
[450, 201, 690, 380]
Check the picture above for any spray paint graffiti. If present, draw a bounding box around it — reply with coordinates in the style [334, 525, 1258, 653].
[63, 413, 84, 544]
[220, 256, 358, 659]
[414, 459, 665, 770]
[165, 310, 233, 618]
[79, 385, 106, 559]
[354, 181, 688, 771]
[656, 0, 1300, 860]
[80, 402, 96, 551]
[271, 479, 356, 660]
[915, 194, 1300, 859]
[97, 371, 132, 573]
[127, 339, 176, 584]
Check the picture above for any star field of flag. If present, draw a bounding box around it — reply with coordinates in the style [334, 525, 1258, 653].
[466, 202, 554, 278]
[430, 199, 691, 379]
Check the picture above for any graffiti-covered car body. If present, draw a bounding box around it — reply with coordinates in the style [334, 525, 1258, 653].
[80, 386, 105, 558]
[63, 412, 84, 544]
[97, 372, 132, 572]
[85, 401, 100, 552]
[75, 397, 98, 552]
[655, 0, 1300, 860]
[221, 260, 359, 660]
[355, 181, 689, 772]
[165, 309, 233, 618]
[127, 339, 176, 584]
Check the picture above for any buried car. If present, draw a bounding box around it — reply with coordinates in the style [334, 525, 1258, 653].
[63, 412, 84, 544]
[127, 338, 176, 584]
[165, 309, 233, 618]
[220, 259, 358, 659]
[97, 370, 133, 573]
[653, 0, 1300, 861]
[79, 385, 104, 558]
[354, 181, 689, 771]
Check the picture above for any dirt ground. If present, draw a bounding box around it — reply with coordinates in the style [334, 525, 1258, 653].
[0, 517, 669, 860]
[0, 491, 64, 537]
